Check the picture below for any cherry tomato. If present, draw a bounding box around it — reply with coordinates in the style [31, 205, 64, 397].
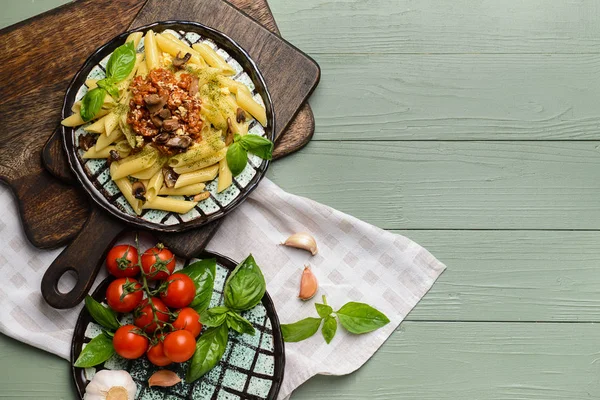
[141, 247, 175, 280]
[105, 244, 140, 278]
[147, 341, 172, 366]
[173, 307, 203, 337]
[162, 330, 196, 362]
[134, 297, 170, 333]
[160, 273, 195, 309]
[106, 278, 143, 313]
[113, 325, 148, 359]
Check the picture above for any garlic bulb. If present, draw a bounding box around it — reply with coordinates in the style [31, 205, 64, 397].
[282, 232, 318, 255]
[84, 370, 137, 400]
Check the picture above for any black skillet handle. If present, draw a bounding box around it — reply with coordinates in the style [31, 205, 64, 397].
[41, 206, 124, 309]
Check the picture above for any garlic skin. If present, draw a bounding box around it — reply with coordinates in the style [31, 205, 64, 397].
[299, 265, 318, 300]
[148, 370, 181, 387]
[282, 232, 318, 255]
[84, 370, 137, 400]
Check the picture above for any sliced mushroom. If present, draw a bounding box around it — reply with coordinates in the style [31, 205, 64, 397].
[107, 149, 121, 165]
[172, 52, 192, 68]
[165, 135, 193, 150]
[144, 94, 166, 114]
[154, 132, 171, 144]
[162, 167, 179, 188]
[150, 114, 163, 128]
[225, 117, 235, 146]
[158, 108, 171, 119]
[78, 134, 97, 151]
[162, 118, 180, 132]
[132, 181, 146, 201]
[236, 107, 246, 123]
[189, 76, 199, 97]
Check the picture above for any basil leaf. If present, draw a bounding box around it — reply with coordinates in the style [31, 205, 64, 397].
[179, 258, 216, 313]
[336, 302, 390, 334]
[84, 296, 120, 331]
[80, 87, 106, 122]
[226, 311, 255, 336]
[106, 41, 136, 82]
[315, 303, 333, 318]
[200, 306, 229, 327]
[224, 254, 266, 311]
[186, 324, 229, 383]
[226, 142, 247, 176]
[281, 317, 322, 342]
[97, 78, 119, 100]
[322, 315, 337, 344]
[73, 333, 115, 368]
[240, 135, 273, 160]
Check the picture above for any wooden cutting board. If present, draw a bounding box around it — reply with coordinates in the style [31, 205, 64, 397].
[1, 0, 319, 308]
[0, 0, 317, 249]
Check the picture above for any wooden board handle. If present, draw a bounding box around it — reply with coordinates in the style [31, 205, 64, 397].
[41, 206, 124, 309]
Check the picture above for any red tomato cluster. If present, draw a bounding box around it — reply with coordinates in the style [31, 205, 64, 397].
[104, 244, 202, 366]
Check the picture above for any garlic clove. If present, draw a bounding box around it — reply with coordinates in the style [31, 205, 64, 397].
[298, 265, 318, 300]
[282, 232, 318, 256]
[148, 370, 181, 387]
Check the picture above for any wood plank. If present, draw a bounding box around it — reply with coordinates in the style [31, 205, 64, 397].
[268, 0, 600, 54]
[4, 321, 600, 400]
[292, 322, 600, 400]
[267, 141, 600, 230]
[308, 53, 600, 140]
[397, 230, 600, 322]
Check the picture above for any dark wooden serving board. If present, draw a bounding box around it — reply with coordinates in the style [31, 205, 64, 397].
[0, 0, 319, 308]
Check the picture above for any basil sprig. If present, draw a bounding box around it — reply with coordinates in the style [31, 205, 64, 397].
[281, 296, 390, 344]
[224, 254, 266, 311]
[73, 332, 115, 368]
[226, 134, 274, 175]
[178, 258, 216, 313]
[188, 254, 267, 382]
[79, 41, 136, 121]
[186, 324, 229, 383]
[84, 295, 120, 330]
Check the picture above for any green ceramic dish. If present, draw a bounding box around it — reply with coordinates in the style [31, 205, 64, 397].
[71, 251, 284, 399]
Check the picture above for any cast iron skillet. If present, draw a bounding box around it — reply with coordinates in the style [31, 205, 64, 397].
[71, 251, 285, 400]
[41, 21, 274, 309]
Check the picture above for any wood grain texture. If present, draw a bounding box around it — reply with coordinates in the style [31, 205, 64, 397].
[268, 141, 600, 230]
[4, 321, 600, 399]
[268, 0, 600, 54]
[0, 0, 146, 247]
[307, 53, 600, 140]
[398, 230, 600, 322]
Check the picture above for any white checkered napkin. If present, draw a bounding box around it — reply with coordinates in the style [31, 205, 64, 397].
[0, 178, 445, 400]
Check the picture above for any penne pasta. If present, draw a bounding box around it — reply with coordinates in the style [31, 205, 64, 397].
[217, 157, 232, 193]
[83, 145, 115, 159]
[110, 163, 142, 215]
[126, 31, 143, 48]
[104, 112, 120, 136]
[168, 134, 225, 167]
[159, 183, 205, 196]
[144, 30, 161, 71]
[236, 88, 267, 127]
[146, 170, 164, 202]
[155, 33, 206, 67]
[142, 196, 197, 214]
[130, 159, 164, 179]
[191, 43, 234, 74]
[95, 128, 124, 151]
[111, 148, 158, 180]
[85, 79, 98, 89]
[175, 164, 219, 188]
[173, 148, 227, 174]
[84, 115, 108, 134]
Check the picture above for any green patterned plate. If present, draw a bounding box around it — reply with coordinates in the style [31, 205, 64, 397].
[71, 251, 285, 399]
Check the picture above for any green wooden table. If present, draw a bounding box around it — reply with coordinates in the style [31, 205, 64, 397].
[3, 1, 600, 398]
